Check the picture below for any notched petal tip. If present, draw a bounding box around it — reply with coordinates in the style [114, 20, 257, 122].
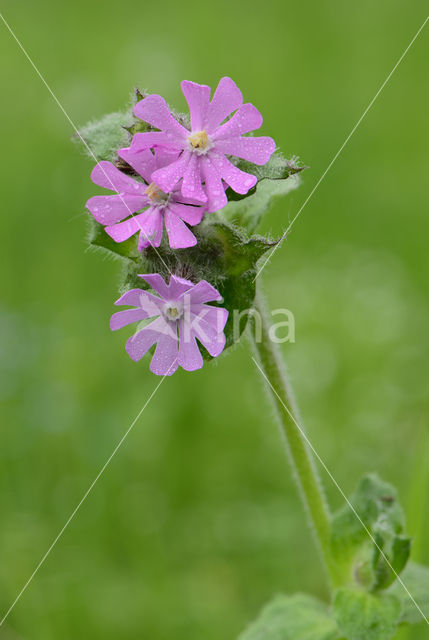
[181, 79, 211, 92]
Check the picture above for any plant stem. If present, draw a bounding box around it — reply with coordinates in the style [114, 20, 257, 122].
[251, 290, 339, 588]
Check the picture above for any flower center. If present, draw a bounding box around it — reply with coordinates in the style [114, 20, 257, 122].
[145, 182, 169, 206]
[187, 130, 212, 155]
[163, 302, 183, 322]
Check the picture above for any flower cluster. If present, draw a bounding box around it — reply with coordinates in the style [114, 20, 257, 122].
[86, 77, 276, 374]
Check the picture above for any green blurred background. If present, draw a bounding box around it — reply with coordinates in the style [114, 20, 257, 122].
[1, 1, 428, 638]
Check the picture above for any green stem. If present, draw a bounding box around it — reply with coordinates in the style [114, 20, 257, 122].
[251, 291, 339, 588]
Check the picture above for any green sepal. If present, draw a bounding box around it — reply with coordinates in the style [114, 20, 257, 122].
[333, 588, 401, 640]
[238, 593, 340, 640]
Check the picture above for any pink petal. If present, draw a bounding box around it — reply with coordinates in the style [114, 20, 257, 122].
[178, 320, 203, 371]
[215, 136, 276, 165]
[168, 202, 205, 226]
[181, 153, 207, 202]
[126, 131, 182, 151]
[115, 289, 142, 307]
[115, 288, 163, 315]
[134, 94, 188, 141]
[193, 304, 229, 332]
[200, 156, 227, 213]
[181, 80, 211, 131]
[90, 161, 146, 194]
[164, 209, 197, 249]
[105, 212, 147, 243]
[213, 103, 263, 140]
[136, 208, 164, 249]
[118, 147, 156, 182]
[151, 151, 192, 193]
[166, 275, 194, 299]
[153, 147, 182, 170]
[206, 77, 243, 132]
[115, 289, 145, 307]
[190, 312, 227, 357]
[209, 154, 257, 194]
[110, 308, 148, 331]
[149, 324, 179, 375]
[86, 194, 147, 225]
[186, 281, 222, 304]
[172, 186, 207, 207]
[126, 316, 167, 362]
[139, 274, 170, 298]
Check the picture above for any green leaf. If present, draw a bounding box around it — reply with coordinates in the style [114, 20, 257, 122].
[222, 177, 301, 233]
[220, 151, 305, 233]
[88, 217, 139, 259]
[238, 593, 340, 640]
[237, 151, 306, 182]
[389, 562, 429, 624]
[330, 474, 410, 590]
[120, 220, 276, 351]
[333, 588, 401, 640]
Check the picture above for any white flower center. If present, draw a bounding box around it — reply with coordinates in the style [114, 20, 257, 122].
[187, 130, 212, 155]
[145, 182, 169, 207]
[163, 302, 184, 322]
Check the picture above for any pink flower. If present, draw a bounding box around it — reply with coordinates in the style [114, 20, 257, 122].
[111, 274, 229, 375]
[86, 148, 206, 250]
[121, 77, 276, 213]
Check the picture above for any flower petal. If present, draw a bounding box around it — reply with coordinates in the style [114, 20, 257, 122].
[200, 156, 227, 213]
[178, 320, 203, 371]
[153, 147, 182, 170]
[152, 151, 192, 193]
[190, 311, 227, 357]
[181, 80, 211, 131]
[172, 187, 207, 207]
[186, 281, 222, 304]
[215, 136, 276, 165]
[149, 323, 179, 375]
[164, 209, 197, 249]
[105, 212, 147, 243]
[193, 304, 229, 332]
[134, 94, 188, 141]
[115, 288, 163, 315]
[181, 153, 207, 202]
[168, 202, 205, 226]
[139, 274, 170, 298]
[136, 208, 164, 249]
[86, 194, 147, 225]
[125, 131, 182, 151]
[110, 308, 148, 331]
[126, 316, 167, 362]
[166, 275, 194, 299]
[209, 154, 257, 194]
[118, 147, 156, 182]
[206, 77, 243, 132]
[213, 103, 263, 140]
[90, 161, 146, 194]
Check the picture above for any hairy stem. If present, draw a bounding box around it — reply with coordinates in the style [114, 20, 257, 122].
[251, 290, 340, 589]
